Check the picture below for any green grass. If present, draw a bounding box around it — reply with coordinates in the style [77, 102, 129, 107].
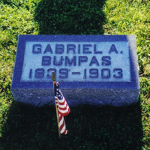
[0, 0, 150, 149]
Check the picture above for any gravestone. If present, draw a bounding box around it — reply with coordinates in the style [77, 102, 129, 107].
[11, 35, 140, 106]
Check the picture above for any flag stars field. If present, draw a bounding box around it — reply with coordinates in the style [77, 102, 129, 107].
[0, 0, 150, 149]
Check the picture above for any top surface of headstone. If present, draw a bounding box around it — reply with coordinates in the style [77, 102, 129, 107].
[12, 35, 139, 90]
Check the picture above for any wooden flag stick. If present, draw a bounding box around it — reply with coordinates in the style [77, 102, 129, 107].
[52, 71, 61, 138]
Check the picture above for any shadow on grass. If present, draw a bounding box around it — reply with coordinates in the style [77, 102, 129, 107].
[34, 0, 106, 34]
[0, 0, 143, 149]
[1, 100, 143, 150]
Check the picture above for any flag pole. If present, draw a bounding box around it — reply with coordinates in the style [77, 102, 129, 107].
[52, 71, 61, 138]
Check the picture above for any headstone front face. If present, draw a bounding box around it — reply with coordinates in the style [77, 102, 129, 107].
[11, 35, 140, 106]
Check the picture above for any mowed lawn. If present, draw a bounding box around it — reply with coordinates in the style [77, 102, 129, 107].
[0, 0, 150, 149]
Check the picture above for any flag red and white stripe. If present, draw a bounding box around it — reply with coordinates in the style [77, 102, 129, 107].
[55, 82, 70, 134]
[58, 111, 68, 134]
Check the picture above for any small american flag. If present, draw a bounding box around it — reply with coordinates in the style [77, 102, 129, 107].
[55, 82, 70, 134]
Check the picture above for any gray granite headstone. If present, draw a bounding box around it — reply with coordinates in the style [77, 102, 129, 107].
[11, 35, 140, 106]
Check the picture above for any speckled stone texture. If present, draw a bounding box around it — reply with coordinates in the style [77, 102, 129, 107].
[11, 35, 140, 106]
